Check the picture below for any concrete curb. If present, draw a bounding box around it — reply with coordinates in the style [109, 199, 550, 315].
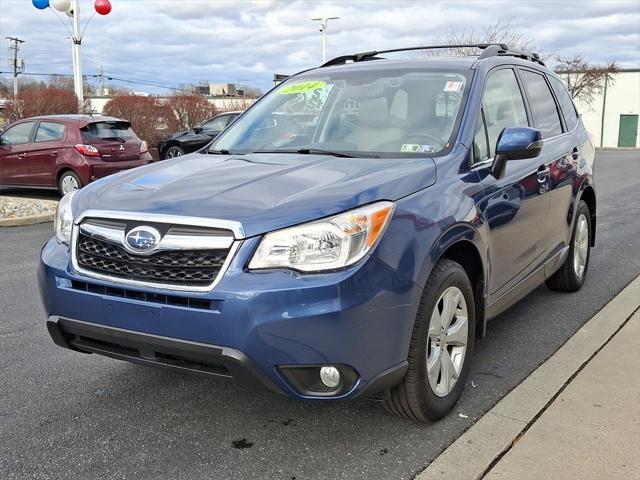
[417, 275, 640, 480]
[0, 212, 55, 227]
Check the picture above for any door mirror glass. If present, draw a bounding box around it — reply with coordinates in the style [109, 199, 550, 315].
[496, 127, 544, 160]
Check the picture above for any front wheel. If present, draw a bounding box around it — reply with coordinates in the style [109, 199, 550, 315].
[546, 200, 591, 292]
[384, 259, 475, 422]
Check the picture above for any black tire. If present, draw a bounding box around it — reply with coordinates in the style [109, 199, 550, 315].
[58, 170, 82, 195]
[163, 145, 185, 159]
[384, 259, 476, 422]
[546, 201, 591, 292]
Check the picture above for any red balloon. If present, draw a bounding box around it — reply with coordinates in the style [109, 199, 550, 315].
[94, 0, 111, 15]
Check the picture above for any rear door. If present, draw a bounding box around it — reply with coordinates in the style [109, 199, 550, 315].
[81, 121, 141, 162]
[0, 121, 36, 185]
[27, 120, 67, 186]
[519, 69, 575, 259]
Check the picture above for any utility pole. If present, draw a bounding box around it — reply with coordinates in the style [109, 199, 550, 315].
[311, 17, 340, 63]
[70, 0, 84, 106]
[5, 36, 25, 97]
[99, 65, 105, 95]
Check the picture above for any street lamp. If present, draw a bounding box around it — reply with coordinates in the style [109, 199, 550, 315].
[311, 16, 340, 64]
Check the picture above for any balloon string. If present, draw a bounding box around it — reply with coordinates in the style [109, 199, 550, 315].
[48, 5, 74, 39]
[80, 11, 97, 40]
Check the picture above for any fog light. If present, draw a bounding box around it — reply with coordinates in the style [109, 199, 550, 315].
[319, 366, 341, 388]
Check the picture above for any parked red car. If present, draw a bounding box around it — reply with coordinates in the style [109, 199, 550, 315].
[0, 115, 153, 195]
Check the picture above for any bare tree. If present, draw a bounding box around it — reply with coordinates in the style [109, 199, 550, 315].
[4, 85, 79, 123]
[553, 55, 618, 106]
[164, 94, 219, 131]
[423, 19, 546, 58]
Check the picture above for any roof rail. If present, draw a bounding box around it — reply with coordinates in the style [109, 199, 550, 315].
[321, 43, 544, 68]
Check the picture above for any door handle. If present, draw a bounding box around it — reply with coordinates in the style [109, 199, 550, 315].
[537, 165, 549, 183]
[50, 151, 59, 156]
[17, 152, 27, 159]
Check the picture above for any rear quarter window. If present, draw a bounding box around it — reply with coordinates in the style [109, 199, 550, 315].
[82, 122, 136, 141]
[549, 76, 579, 131]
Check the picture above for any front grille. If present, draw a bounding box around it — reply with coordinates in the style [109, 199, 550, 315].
[75, 221, 233, 288]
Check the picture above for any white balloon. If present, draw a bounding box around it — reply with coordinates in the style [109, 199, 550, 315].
[65, 6, 74, 17]
[52, 0, 71, 12]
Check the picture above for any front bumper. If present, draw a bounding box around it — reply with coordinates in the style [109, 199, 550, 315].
[39, 236, 421, 400]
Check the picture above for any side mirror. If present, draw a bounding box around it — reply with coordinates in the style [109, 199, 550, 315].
[491, 127, 544, 179]
[193, 126, 203, 134]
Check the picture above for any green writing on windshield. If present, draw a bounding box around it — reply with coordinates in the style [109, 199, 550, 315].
[278, 81, 327, 95]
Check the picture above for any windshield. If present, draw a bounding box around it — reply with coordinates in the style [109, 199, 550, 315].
[212, 68, 471, 157]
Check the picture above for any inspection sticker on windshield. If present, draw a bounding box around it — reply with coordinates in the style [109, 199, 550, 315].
[401, 144, 435, 153]
[278, 81, 327, 95]
[443, 81, 463, 92]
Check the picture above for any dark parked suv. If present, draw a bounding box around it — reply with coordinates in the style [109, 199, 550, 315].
[0, 115, 153, 194]
[39, 44, 596, 421]
[157, 111, 241, 159]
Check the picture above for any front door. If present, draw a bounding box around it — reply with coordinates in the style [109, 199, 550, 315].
[0, 121, 36, 185]
[473, 68, 550, 295]
[618, 114, 638, 148]
[27, 121, 67, 186]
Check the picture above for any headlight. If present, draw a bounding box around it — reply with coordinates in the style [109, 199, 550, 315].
[248, 201, 395, 272]
[54, 191, 76, 244]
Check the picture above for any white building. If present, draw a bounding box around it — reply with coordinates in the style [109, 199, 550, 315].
[566, 69, 640, 148]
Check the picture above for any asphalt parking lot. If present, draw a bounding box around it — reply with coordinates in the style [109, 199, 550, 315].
[1, 150, 638, 480]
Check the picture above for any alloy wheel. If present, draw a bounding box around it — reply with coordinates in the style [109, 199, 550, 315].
[573, 213, 589, 278]
[427, 286, 469, 397]
[61, 175, 79, 195]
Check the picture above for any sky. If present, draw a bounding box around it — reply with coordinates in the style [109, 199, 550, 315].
[0, 0, 639, 95]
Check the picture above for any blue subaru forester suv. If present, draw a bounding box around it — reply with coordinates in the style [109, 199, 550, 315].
[39, 44, 595, 421]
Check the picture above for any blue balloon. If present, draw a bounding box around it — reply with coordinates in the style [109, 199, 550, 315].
[32, 0, 49, 9]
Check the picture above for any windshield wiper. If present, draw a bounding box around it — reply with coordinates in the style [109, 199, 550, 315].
[102, 136, 126, 143]
[208, 148, 238, 155]
[296, 148, 357, 158]
[250, 148, 359, 158]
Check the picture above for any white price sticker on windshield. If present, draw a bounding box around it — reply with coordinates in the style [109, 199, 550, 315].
[443, 81, 463, 92]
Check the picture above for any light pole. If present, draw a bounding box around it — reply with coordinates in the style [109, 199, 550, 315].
[70, 0, 83, 105]
[311, 16, 340, 63]
[32, 0, 113, 108]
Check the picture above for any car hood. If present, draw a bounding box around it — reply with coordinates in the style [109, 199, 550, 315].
[73, 152, 437, 238]
[159, 130, 191, 143]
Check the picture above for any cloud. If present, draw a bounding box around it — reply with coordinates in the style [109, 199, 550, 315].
[0, 0, 637, 94]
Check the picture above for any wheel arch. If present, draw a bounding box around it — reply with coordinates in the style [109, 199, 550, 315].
[578, 185, 596, 246]
[425, 224, 489, 338]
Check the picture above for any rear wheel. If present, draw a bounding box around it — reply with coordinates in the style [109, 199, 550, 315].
[384, 259, 475, 422]
[164, 145, 185, 159]
[58, 171, 81, 195]
[546, 201, 591, 292]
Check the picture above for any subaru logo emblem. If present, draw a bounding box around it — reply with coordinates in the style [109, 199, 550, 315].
[125, 226, 161, 253]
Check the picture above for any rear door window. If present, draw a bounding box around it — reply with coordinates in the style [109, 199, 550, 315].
[520, 70, 563, 138]
[1, 122, 35, 145]
[482, 68, 529, 157]
[82, 122, 136, 141]
[549, 76, 579, 131]
[35, 122, 66, 142]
